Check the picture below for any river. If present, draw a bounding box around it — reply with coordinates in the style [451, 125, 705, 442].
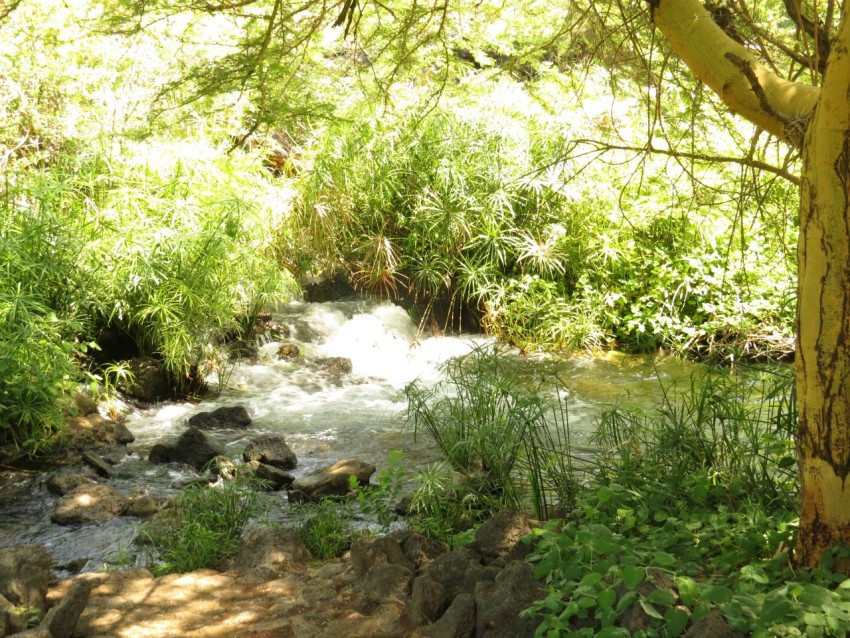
[0, 297, 702, 573]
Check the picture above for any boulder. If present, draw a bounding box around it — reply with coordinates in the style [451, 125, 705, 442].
[45, 473, 94, 497]
[421, 592, 476, 638]
[81, 451, 113, 478]
[124, 496, 159, 518]
[58, 414, 135, 455]
[252, 463, 296, 490]
[40, 579, 91, 638]
[120, 357, 171, 403]
[317, 357, 353, 375]
[51, 484, 129, 525]
[148, 426, 225, 470]
[242, 435, 297, 470]
[350, 537, 414, 579]
[0, 545, 52, 614]
[288, 459, 375, 503]
[474, 511, 532, 564]
[393, 530, 450, 571]
[421, 548, 483, 598]
[278, 344, 300, 361]
[474, 560, 543, 638]
[360, 563, 414, 606]
[406, 576, 447, 625]
[224, 527, 310, 577]
[188, 406, 252, 430]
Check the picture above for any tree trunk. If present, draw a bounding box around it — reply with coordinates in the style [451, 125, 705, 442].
[795, 7, 850, 569]
[648, 0, 850, 569]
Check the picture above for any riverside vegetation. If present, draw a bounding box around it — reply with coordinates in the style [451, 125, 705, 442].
[133, 346, 850, 637]
[1, 0, 846, 636]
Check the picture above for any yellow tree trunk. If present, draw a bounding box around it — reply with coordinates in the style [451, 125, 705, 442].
[795, 7, 850, 569]
[649, 0, 850, 568]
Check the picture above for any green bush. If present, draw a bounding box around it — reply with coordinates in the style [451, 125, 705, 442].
[291, 498, 356, 559]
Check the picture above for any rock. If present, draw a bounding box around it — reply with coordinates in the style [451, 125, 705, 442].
[188, 405, 252, 430]
[474, 511, 532, 564]
[11, 629, 51, 638]
[302, 274, 356, 303]
[81, 451, 113, 478]
[616, 568, 677, 633]
[317, 357, 353, 375]
[421, 592, 476, 638]
[278, 344, 300, 361]
[45, 473, 94, 497]
[683, 610, 745, 638]
[407, 576, 447, 625]
[474, 560, 543, 638]
[394, 530, 449, 571]
[360, 564, 413, 606]
[124, 496, 158, 518]
[252, 463, 296, 490]
[1, 590, 28, 634]
[242, 435, 297, 470]
[288, 459, 375, 503]
[223, 527, 310, 578]
[112, 422, 135, 444]
[51, 484, 129, 525]
[58, 414, 135, 455]
[72, 390, 99, 417]
[350, 537, 414, 579]
[421, 548, 482, 598]
[40, 579, 91, 638]
[0, 545, 52, 614]
[120, 357, 171, 403]
[148, 426, 225, 470]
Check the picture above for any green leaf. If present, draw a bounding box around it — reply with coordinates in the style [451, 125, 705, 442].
[639, 598, 664, 620]
[646, 589, 677, 606]
[652, 551, 677, 567]
[664, 607, 690, 636]
[598, 587, 617, 610]
[617, 591, 638, 613]
[595, 628, 630, 638]
[622, 565, 645, 590]
[757, 598, 791, 625]
[701, 585, 733, 605]
[675, 576, 700, 606]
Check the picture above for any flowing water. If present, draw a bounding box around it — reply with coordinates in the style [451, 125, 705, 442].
[0, 297, 702, 572]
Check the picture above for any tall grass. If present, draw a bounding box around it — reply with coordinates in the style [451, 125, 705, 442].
[402, 344, 578, 521]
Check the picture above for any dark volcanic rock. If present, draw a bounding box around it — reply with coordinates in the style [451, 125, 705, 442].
[188, 405, 252, 430]
[148, 426, 225, 470]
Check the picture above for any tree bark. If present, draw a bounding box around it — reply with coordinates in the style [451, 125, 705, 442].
[648, 0, 850, 569]
[795, 5, 850, 569]
[648, 0, 819, 145]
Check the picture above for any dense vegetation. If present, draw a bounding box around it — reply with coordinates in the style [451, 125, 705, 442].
[0, 0, 801, 453]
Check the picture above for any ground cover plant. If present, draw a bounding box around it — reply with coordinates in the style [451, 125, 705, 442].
[523, 367, 850, 637]
[138, 474, 267, 575]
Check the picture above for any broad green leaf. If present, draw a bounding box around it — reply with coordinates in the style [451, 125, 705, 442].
[639, 598, 664, 620]
[622, 565, 645, 590]
[652, 551, 677, 567]
[701, 586, 733, 604]
[757, 598, 792, 625]
[664, 607, 690, 635]
[646, 588, 677, 606]
[598, 587, 617, 610]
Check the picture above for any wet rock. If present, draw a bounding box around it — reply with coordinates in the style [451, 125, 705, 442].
[148, 426, 225, 471]
[98, 446, 130, 465]
[188, 405, 252, 430]
[0, 445, 25, 466]
[0, 545, 52, 614]
[474, 511, 532, 564]
[278, 343, 300, 361]
[421, 592, 476, 638]
[474, 560, 543, 638]
[51, 484, 129, 525]
[317, 357, 353, 375]
[288, 459, 375, 503]
[242, 435, 297, 470]
[252, 463, 296, 490]
[120, 357, 171, 403]
[82, 451, 113, 478]
[302, 274, 356, 303]
[58, 414, 135, 455]
[351, 537, 413, 579]
[40, 579, 91, 638]
[45, 473, 94, 497]
[124, 496, 158, 518]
